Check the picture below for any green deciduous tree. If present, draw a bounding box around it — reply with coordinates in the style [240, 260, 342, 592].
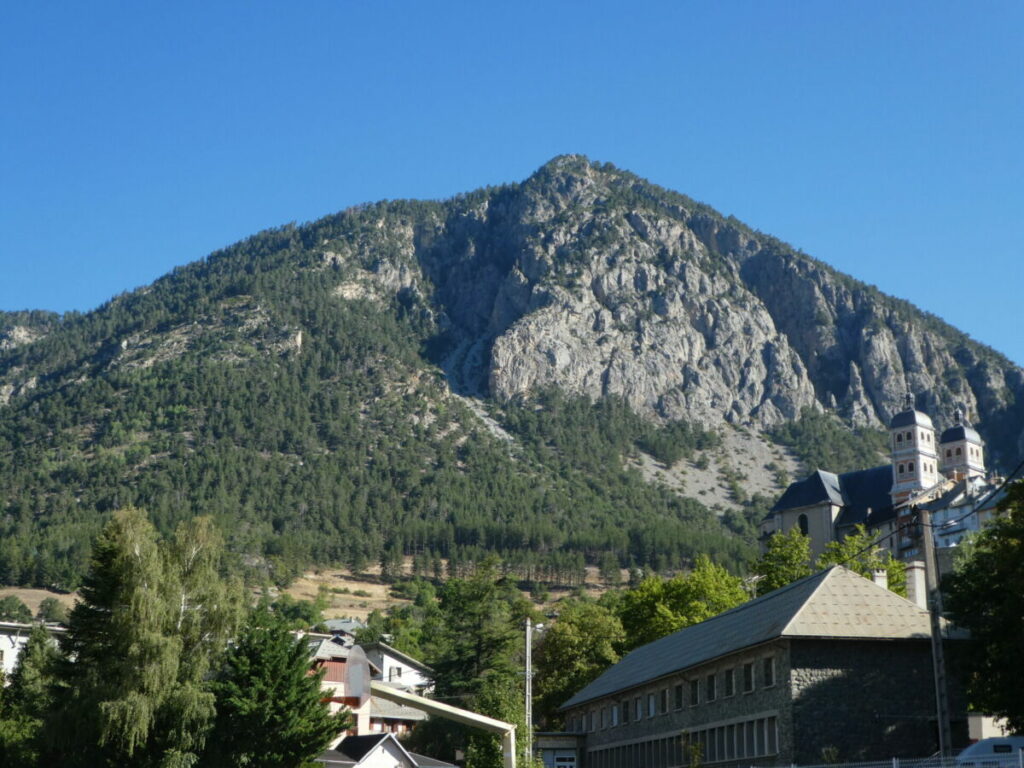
[816, 524, 906, 597]
[202, 605, 347, 768]
[946, 481, 1024, 732]
[616, 555, 746, 651]
[0, 595, 32, 622]
[751, 528, 812, 595]
[36, 596, 69, 624]
[533, 600, 624, 728]
[46, 508, 243, 768]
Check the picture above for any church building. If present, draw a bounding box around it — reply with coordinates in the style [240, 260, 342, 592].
[761, 395, 996, 561]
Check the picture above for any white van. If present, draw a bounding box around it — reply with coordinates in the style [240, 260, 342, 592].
[957, 737, 1024, 768]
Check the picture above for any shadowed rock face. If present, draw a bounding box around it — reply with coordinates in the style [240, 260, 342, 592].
[323, 155, 1022, 464]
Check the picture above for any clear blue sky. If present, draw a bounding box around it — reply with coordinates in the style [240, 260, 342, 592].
[2, 1, 1021, 364]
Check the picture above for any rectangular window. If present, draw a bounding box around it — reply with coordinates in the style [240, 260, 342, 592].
[705, 673, 716, 702]
[601, 708, 607, 729]
[689, 679, 699, 706]
[767, 716, 778, 754]
[763, 656, 776, 687]
[724, 668, 735, 697]
[755, 718, 765, 755]
[659, 688, 668, 714]
[634, 696, 642, 721]
[621, 700, 630, 724]
[743, 662, 754, 692]
[647, 693, 656, 718]
[589, 711, 595, 731]
[611, 705, 619, 727]
[726, 724, 736, 760]
[674, 683, 684, 710]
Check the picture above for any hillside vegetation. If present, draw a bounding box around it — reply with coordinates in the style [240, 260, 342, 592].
[2, 156, 1021, 590]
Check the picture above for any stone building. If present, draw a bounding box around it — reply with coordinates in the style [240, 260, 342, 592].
[762, 396, 1000, 562]
[559, 566, 966, 768]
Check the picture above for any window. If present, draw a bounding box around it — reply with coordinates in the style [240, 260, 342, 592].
[763, 657, 776, 687]
[898, 463, 905, 474]
[621, 700, 630, 724]
[743, 662, 754, 692]
[660, 688, 668, 714]
[798, 513, 809, 536]
[706, 673, 716, 701]
[906, 431, 913, 441]
[946, 448, 952, 457]
[611, 705, 619, 727]
[634, 696, 642, 721]
[589, 712, 595, 731]
[690, 679, 699, 706]
[896, 433, 903, 443]
[601, 707, 608, 729]
[674, 684, 684, 710]
[724, 668, 735, 697]
[648, 693, 656, 718]
[957, 447, 962, 455]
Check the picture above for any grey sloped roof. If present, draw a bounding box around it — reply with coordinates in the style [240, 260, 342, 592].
[560, 566, 934, 710]
[308, 637, 352, 661]
[891, 408, 934, 429]
[770, 469, 844, 512]
[834, 465, 894, 528]
[771, 465, 894, 528]
[940, 424, 982, 444]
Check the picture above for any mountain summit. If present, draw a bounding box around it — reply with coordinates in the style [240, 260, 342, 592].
[1, 156, 1021, 588]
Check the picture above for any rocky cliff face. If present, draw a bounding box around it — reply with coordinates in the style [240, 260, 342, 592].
[319, 156, 1024, 466]
[4, 157, 1022, 467]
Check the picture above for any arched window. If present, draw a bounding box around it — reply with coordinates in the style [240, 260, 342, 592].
[898, 463, 905, 474]
[798, 514, 809, 536]
[946, 449, 952, 458]
[956, 447, 962, 456]
[908, 461, 915, 472]
[896, 433, 903, 444]
[907, 431, 913, 441]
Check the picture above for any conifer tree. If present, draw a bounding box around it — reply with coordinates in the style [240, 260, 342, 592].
[203, 605, 347, 768]
[0, 623, 60, 767]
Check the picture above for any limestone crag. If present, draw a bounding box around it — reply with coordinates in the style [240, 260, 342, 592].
[320, 156, 1023, 463]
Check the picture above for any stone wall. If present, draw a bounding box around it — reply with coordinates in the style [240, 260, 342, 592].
[790, 639, 968, 764]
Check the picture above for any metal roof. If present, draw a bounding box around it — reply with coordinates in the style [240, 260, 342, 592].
[771, 464, 894, 528]
[939, 424, 982, 445]
[560, 566, 935, 711]
[890, 408, 934, 429]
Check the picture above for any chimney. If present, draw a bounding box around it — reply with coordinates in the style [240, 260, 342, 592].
[872, 569, 888, 591]
[905, 561, 928, 610]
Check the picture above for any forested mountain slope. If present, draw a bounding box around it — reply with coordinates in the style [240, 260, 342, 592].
[1, 156, 1021, 589]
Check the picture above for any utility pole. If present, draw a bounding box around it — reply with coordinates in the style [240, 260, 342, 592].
[525, 617, 534, 766]
[918, 505, 952, 756]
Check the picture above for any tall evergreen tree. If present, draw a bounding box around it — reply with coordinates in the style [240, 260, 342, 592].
[0, 623, 60, 767]
[203, 605, 348, 768]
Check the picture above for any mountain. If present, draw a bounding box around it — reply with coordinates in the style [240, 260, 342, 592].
[1, 156, 1021, 590]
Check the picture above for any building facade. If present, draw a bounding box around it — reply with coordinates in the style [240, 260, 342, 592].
[560, 567, 967, 767]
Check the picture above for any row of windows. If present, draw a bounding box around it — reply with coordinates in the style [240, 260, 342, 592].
[896, 460, 935, 475]
[685, 715, 780, 763]
[944, 445, 979, 459]
[575, 657, 776, 733]
[894, 430, 931, 446]
[585, 716, 780, 768]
